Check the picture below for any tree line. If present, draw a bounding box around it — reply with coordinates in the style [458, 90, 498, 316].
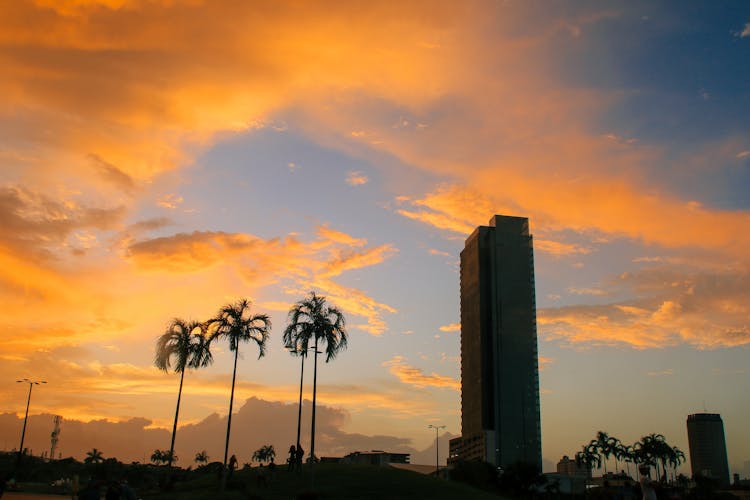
[153, 291, 347, 489]
[575, 430, 686, 482]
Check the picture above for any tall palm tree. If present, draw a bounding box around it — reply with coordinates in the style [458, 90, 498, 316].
[637, 433, 667, 480]
[619, 444, 635, 478]
[607, 436, 622, 474]
[155, 319, 214, 468]
[284, 292, 347, 475]
[669, 446, 686, 482]
[284, 337, 309, 460]
[575, 443, 600, 487]
[594, 431, 612, 474]
[209, 299, 270, 486]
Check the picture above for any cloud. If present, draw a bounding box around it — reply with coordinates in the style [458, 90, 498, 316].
[395, 183, 750, 263]
[539, 267, 750, 349]
[156, 193, 184, 209]
[739, 22, 750, 38]
[320, 244, 398, 278]
[89, 154, 136, 193]
[535, 239, 593, 256]
[345, 171, 369, 186]
[382, 356, 460, 390]
[737, 150, 750, 159]
[0, 397, 426, 463]
[438, 323, 460, 332]
[538, 356, 554, 371]
[566, 287, 608, 296]
[0, 185, 125, 258]
[428, 248, 451, 257]
[126, 227, 398, 334]
[315, 226, 367, 248]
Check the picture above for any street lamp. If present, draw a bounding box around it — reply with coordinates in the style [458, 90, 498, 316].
[16, 378, 46, 464]
[428, 424, 446, 475]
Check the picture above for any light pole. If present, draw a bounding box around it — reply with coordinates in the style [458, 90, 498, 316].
[428, 424, 446, 475]
[16, 378, 46, 465]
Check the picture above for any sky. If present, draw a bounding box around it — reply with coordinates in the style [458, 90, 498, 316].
[1, 0, 749, 475]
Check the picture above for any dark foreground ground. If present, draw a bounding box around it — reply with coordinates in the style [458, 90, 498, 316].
[154, 463, 502, 499]
[7, 463, 503, 500]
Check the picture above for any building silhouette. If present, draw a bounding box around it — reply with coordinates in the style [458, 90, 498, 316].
[687, 413, 730, 486]
[448, 215, 542, 471]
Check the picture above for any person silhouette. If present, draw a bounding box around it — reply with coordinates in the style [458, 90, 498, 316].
[287, 445, 296, 472]
[295, 445, 304, 472]
[228, 454, 238, 479]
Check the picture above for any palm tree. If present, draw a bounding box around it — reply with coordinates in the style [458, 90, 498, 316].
[208, 298, 270, 486]
[607, 436, 622, 474]
[284, 292, 347, 474]
[151, 449, 175, 465]
[669, 446, 686, 482]
[85, 448, 104, 464]
[575, 443, 600, 488]
[195, 450, 209, 466]
[252, 445, 276, 464]
[155, 318, 214, 469]
[594, 431, 612, 474]
[637, 433, 667, 480]
[284, 337, 309, 460]
[619, 444, 635, 478]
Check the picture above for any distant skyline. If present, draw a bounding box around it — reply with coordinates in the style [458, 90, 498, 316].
[1, 1, 748, 474]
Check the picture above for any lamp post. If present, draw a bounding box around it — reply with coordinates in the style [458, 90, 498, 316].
[428, 424, 446, 475]
[16, 379, 46, 465]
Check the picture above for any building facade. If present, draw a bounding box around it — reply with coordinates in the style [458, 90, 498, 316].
[556, 455, 591, 477]
[687, 413, 730, 486]
[449, 215, 542, 471]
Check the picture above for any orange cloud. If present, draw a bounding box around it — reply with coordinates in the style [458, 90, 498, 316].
[439, 323, 460, 332]
[539, 268, 750, 349]
[382, 356, 460, 391]
[345, 171, 369, 186]
[125, 226, 398, 334]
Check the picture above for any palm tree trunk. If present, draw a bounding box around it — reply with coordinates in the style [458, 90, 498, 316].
[310, 336, 319, 486]
[296, 353, 305, 452]
[221, 347, 240, 491]
[167, 368, 185, 469]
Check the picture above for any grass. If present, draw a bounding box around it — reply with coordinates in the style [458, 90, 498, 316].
[146, 463, 502, 499]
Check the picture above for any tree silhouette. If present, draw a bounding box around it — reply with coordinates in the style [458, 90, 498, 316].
[84, 448, 104, 464]
[195, 450, 209, 466]
[283, 291, 347, 476]
[252, 445, 276, 464]
[593, 431, 613, 474]
[151, 449, 176, 465]
[619, 444, 635, 478]
[208, 298, 270, 489]
[155, 318, 213, 468]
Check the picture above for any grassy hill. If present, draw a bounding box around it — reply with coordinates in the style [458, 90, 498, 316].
[149, 463, 502, 499]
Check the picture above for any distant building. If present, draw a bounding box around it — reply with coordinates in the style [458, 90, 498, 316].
[686, 413, 730, 486]
[557, 455, 590, 477]
[341, 450, 410, 466]
[449, 215, 542, 471]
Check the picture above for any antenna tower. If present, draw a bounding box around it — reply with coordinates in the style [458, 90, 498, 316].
[50, 415, 62, 461]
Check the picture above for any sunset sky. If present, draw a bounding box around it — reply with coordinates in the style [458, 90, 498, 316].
[1, 0, 749, 474]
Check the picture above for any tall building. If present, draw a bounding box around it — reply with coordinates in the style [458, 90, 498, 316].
[686, 413, 730, 486]
[449, 215, 542, 471]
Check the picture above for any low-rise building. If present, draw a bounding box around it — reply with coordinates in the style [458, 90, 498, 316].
[341, 450, 410, 466]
